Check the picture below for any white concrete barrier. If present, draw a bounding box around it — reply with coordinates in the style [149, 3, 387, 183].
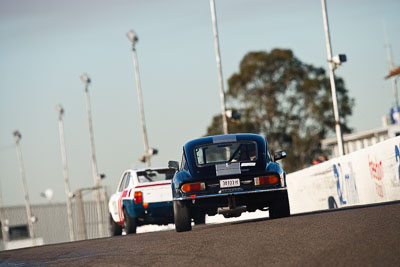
[287, 136, 400, 214]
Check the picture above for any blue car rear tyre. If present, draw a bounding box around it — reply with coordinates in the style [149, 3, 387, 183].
[123, 208, 137, 234]
[174, 200, 192, 232]
[109, 213, 122, 236]
[269, 190, 290, 219]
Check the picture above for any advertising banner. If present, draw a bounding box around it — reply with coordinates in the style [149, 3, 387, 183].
[287, 136, 400, 214]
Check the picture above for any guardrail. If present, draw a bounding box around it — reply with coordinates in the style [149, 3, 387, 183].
[287, 136, 400, 214]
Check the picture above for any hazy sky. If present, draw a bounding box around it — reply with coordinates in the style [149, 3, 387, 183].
[1, 0, 399, 206]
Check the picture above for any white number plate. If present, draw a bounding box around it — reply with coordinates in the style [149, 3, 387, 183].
[220, 178, 240, 188]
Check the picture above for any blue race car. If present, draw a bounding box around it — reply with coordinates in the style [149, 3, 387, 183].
[169, 133, 290, 232]
[108, 167, 175, 235]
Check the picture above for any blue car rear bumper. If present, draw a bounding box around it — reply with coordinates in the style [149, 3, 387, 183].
[123, 200, 174, 225]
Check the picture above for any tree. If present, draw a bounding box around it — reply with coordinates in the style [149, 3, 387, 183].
[206, 49, 354, 172]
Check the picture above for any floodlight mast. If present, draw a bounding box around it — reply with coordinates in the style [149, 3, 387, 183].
[321, 0, 345, 156]
[0, 183, 9, 248]
[210, 0, 228, 135]
[127, 30, 152, 166]
[80, 74, 104, 237]
[12, 130, 35, 246]
[56, 104, 75, 241]
[383, 23, 399, 116]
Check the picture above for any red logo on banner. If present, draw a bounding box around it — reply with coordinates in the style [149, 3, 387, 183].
[368, 156, 384, 198]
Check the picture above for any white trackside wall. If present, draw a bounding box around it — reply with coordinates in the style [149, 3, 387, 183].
[286, 136, 400, 214]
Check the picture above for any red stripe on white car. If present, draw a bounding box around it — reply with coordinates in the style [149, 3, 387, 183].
[118, 189, 129, 223]
[135, 182, 171, 188]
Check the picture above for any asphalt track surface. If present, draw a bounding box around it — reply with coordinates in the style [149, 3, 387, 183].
[0, 201, 399, 267]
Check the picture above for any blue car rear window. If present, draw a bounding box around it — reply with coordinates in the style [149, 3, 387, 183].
[137, 169, 175, 183]
[194, 141, 257, 166]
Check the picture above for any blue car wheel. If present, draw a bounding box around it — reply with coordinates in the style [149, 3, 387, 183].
[269, 190, 290, 219]
[174, 200, 192, 232]
[123, 208, 137, 234]
[109, 213, 122, 236]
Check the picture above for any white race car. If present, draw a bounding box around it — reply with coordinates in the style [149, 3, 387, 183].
[108, 167, 175, 235]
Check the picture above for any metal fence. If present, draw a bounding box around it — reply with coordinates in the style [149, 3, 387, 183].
[0, 198, 110, 251]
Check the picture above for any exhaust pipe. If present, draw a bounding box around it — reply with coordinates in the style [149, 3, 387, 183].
[218, 205, 246, 218]
[218, 195, 246, 218]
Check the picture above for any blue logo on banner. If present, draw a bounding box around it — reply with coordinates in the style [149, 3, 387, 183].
[333, 164, 346, 206]
[333, 162, 359, 206]
[390, 106, 400, 124]
[395, 145, 400, 181]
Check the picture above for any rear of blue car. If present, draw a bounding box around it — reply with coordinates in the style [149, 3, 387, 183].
[171, 134, 290, 232]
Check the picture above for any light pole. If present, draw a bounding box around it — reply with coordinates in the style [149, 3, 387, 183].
[12, 130, 35, 246]
[383, 23, 399, 120]
[0, 182, 9, 249]
[321, 0, 345, 156]
[127, 30, 154, 166]
[80, 73, 104, 238]
[56, 104, 75, 241]
[209, 0, 228, 135]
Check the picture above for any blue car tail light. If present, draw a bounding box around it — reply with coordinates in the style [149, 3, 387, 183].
[181, 182, 206, 193]
[254, 176, 279, 185]
[134, 191, 143, 204]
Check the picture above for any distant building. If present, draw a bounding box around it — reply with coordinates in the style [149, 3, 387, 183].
[321, 124, 400, 158]
[0, 201, 108, 251]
